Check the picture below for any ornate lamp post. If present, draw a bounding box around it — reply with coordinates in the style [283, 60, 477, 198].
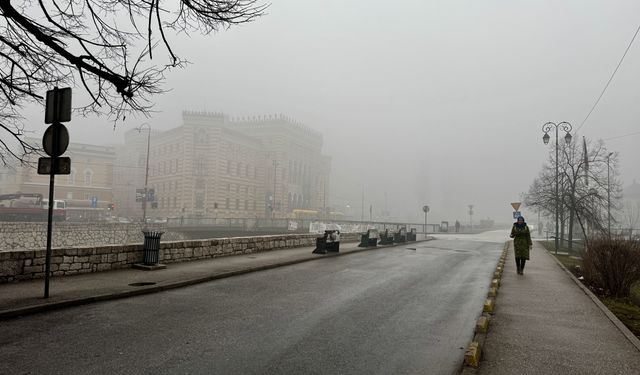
[542, 121, 572, 254]
[607, 152, 614, 235]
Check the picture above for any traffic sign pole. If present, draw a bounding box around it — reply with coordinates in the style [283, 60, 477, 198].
[43, 87, 61, 298]
[43, 87, 72, 299]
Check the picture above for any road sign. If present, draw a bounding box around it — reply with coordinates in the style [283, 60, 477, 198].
[37, 157, 71, 175]
[513, 211, 522, 219]
[511, 202, 521, 211]
[136, 188, 145, 202]
[42, 124, 69, 157]
[45, 87, 72, 124]
[422, 205, 430, 213]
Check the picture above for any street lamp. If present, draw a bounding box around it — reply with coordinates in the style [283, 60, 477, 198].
[272, 159, 277, 219]
[607, 152, 614, 235]
[542, 121, 572, 254]
[136, 123, 151, 226]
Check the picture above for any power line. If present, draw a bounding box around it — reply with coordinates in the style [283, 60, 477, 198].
[603, 130, 640, 141]
[576, 22, 640, 133]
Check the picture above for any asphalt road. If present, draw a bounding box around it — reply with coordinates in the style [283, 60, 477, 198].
[0, 234, 505, 375]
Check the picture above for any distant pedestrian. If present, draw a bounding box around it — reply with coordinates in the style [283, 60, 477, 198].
[510, 216, 532, 275]
[455, 220, 460, 233]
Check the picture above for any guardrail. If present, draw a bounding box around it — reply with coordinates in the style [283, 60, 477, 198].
[165, 217, 444, 234]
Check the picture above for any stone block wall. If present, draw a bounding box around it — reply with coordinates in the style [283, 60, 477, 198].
[0, 233, 361, 283]
[0, 222, 170, 251]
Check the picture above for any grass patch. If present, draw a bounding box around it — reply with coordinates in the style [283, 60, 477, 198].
[602, 298, 640, 338]
[546, 247, 640, 339]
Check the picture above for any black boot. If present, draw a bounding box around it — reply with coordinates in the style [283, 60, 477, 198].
[520, 260, 526, 275]
[515, 258, 521, 275]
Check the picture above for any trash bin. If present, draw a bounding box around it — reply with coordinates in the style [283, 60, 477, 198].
[142, 230, 164, 265]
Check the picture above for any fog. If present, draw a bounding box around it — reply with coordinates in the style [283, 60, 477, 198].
[19, 0, 640, 225]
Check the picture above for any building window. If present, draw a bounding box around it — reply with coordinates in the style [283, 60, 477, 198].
[244, 200, 248, 210]
[235, 199, 239, 209]
[66, 192, 73, 200]
[236, 162, 241, 176]
[195, 193, 204, 209]
[173, 197, 177, 208]
[84, 170, 93, 186]
[195, 158, 205, 176]
[68, 168, 76, 185]
[227, 160, 231, 174]
[225, 198, 230, 209]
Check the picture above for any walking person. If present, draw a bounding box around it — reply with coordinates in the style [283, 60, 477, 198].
[510, 216, 532, 275]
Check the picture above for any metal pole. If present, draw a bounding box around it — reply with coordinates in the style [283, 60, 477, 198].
[361, 185, 364, 221]
[142, 125, 150, 227]
[555, 126, 559, 255]
[44, 87, 60, 298]
[607, 152, 613, 235]
[272, 160, 277, 219]
[424, 211, 428, 237]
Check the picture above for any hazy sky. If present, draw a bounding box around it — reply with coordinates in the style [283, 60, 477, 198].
[21, 0, 640, 224]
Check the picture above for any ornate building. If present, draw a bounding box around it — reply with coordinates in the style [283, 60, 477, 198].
[9, 139, 115, 220]
[113, 111, 331, 220]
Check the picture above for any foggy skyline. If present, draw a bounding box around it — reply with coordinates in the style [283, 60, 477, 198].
[17, 0, 640, 224]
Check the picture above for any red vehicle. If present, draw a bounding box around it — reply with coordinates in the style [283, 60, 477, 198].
[0, 193, 66, 222]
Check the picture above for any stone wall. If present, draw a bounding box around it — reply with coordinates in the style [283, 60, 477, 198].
[0, 233, 361, 283]
[0, 222, 181, 251]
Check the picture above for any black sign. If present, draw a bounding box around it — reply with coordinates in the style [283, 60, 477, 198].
[42, 124, 69, 157]
[37, 157, 71, 175]
[45, 87, 72, 124]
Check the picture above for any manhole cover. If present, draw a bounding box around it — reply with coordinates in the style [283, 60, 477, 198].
[128, 282, 157, 287]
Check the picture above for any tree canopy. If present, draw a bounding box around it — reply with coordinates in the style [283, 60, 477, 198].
[0, 0, 266, 164]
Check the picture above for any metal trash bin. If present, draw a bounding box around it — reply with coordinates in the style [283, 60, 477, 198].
[142, 230, 164, 265]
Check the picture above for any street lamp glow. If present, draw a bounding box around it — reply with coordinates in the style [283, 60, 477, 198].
[541, 121, 572, 255]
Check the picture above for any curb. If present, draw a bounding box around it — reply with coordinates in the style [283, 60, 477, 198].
[460, 241, 509, 374]
[0, 238, 432, 321]
[547, 249, 640, 353]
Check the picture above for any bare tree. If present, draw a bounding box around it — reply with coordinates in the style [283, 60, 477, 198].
[0, 0, 267, 164]
[524, 136, 622, 251]
[621, 202, 640, 240]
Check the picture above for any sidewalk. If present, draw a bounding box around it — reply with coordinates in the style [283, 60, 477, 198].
[0, 240, 407, 320]
[479, 242, 640, 375]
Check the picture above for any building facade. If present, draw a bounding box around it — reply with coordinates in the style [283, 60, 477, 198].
[113, 111, 331, 220]
[8, 139, 115, 220]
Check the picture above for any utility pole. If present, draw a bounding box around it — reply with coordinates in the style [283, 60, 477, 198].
[468, 204, 474, 230]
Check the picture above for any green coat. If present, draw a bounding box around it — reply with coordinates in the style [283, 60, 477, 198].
[511, 224, 532, 260]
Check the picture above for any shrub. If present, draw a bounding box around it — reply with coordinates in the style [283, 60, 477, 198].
[581, 237, 640, 298]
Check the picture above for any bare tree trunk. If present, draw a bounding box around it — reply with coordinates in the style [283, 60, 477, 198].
[568, 207, 574, 254]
